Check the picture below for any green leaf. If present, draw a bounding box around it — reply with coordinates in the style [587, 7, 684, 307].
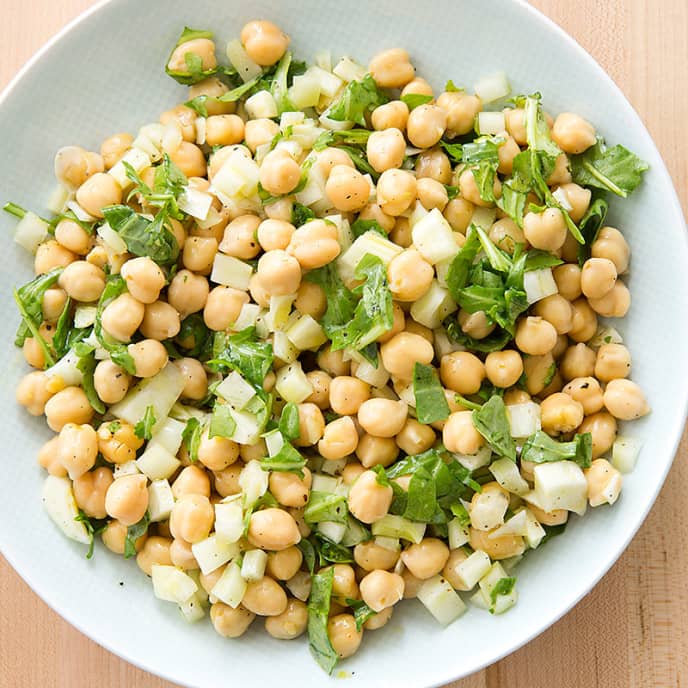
[540, 522, 567, 545]
[165, 27, 218, 85]
[14, 267, 63, 352]
[76, 351, 106, 415]
[401, 93, 433, 110]
[570, 140, 649, 198]
[306, 263, 358, 338]
[313, 533, 355, 565]
[350, 218, 386, 239]
[413, 363, 450, 424]
[74, 510, 109, 560]
[496, 183, 528, 227]
[447, 229, 482, 301]
[304, 491, 349, 525]
[577, 196, 609, 264]
[51, 297, 74, 359]
[270, 51, 295, 114]
[292, 202, 316, 226]
[489, 576, 516, 611]
[134, 405, 157, 440]
[472, 395, 516, 461]
[440, 140, 464, 163]
[312, 128, 372, 152]
[450, 501, 471, 528]
[176, 313, 212, 359]
[307, 568, 338, 674]
[181, 417, 203, 462]
[520, 431, 592, 468]
[207, 327, 273, 388]
[278, 402, 301, 441]
[208, 403, 237, 439]
[524, 249, 564, 272]
[261, 441, 306, 477]
[347, 598, 377, 631]
[327, 74, 389, 126]
[445, 80, 463, 92]
[404, 466, 438, 522]
[298, 538, 317, 575]
[124, 511, 150, 558]
[475, 225, 513, 273]
[444, 318, 513, 353]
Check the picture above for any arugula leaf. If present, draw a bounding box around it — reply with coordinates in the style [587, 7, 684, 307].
[304, 491, 349, 525]
[444, 318, 513, 353]
[208, 403, 237, 439]
[207, 327, 274, 388]
[440, 140, 464, 163]
[165, 27, 218, 85]
[134, 405, 157, 440]
[450, 501, 471, 528]
[307, 568, 338, 674]
[520, 431, 592, 468]
[447, 229, 482, 300]
[350, 218, 386, 239]
[305, 265, 357, 342]
[413, 363, 450, 424]
[75, 510, 109, 560]
[261, 441, 306, 477]
[185, 74, 261, 115]
[347, 598, 377, 631]
[475, 225, 512, 273]
[176, 314, 212, 359]
[298, 538, 317, 575]
[577, 196, 609, 264]
[14, 267, 63, 352]
[76, 351, 106, 415]
[292, 202, 316, 226]
[524, 249, 564, 272]
[404, 466, 438, 522]
[327, 254, 394, 352]
[124, 511, 150, 558]
[312, 128, 372, 152]
[102, 205, 179, 264]
[540, 522, 567, 545]
[401, 93, 433, 110]
[445, 80, 463, 92]
[51, 297, 74, 359]
[181, 417, 203, 462]
[93, 275, 136, 374]
[472, 395, 515, 461]
[496, 183, 528, 227]
[336, 145, 380, 180]
[327, 74, 389, 126]
[461, 137, 504, 205]
[270, 51, 295, 114]
[570, 140, 649, 198]
[489, 576, 516, 612]
[278, 402, 301, 442]
[313, 533, 355, 565]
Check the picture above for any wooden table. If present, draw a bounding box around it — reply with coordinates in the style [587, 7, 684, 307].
[1, 1, 686, 686]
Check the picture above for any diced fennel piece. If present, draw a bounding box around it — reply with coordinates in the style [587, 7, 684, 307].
[245, 90, 278, 119]
[214, 496, 244, 544]
[47, 185, 70, 214]
[227, 407, 263, 445]
[286, 571, 312, 602]
[507, 402, 542, 438]
[280, 111, 305, 130]
[315, 50, 332, 71]
[273, 331, 298, 364]
[148, 479, 175, 522]
[178, 592, 206, 623]
[295, 161, 327, 206]
[41, 475, 90, 545]
[523, 508, 547, 549]
[273, 139, 303, 160]
[524, 268, 558, 304]
[151, 565, 198, 604]
[108, 147, 152, 188]
[452, 444, 492, 472]
[489, 458, 530, 496]
[136, 444, 180, 481]
[289, 75, 323, 109]
[133, 125, 163, 161]
[488, 510, 529, 539]
[589, 325, 624, 349]
[319, 107, 356, 131]
[195, 117, 207, 146]
[290, 122, 325, 150]
[149, 417, 186, 455]
[337, 230, 403, 285]
[471, 588, 490, 610]
[66, 200, 97, 223]
[448, 518, 471, 549]
[408, 200, 429, 228]
[110, 363, 185, 427]
[267, 293, 297, 332]
[411, 208, 460, 264]
[226, 39, 262, 82]
[177, 187, 213, 221]
[320, 457, 348, 477]
[333, 56, 367, 82]
[241, 549, 268, 581]
[533, 460, 588, 515]
[455, 550, 492, 590]
[239, 460, 269, 507]
[410, 280, 458, 329]
[211, 561, 247, 608]
[45, 349, 83, 388]
[317, 521, 347, 544]
[74, 305, 97, 328]
[551, 186, 573, 212]
[340, 516, 369, 547]
[612, 436, 642, 473]
[306, 65, 343, 97]
[233, 302, 262, 331]
[263, 429, 285, 457]
[114, 460, 140, 478]
[372, 515, 426, 544]
[275, 361, 313, 403]
[434, 327, 465, 359]
[353, 357, 389, 388]
[435, 256, 454, 288]
[13, 211, 49, 253]
[210, 253, 252, 291]
[474, 71, 511, 103]
[375, 536, 401, 552]
[311, 474, 340, 494]
[169, 402, 208, 423]
[470, 206, 497, 230]
[286, 314, 327, 350]
[216, 371, 256, 410]
[417, 575, 467, 626]
[192, 534, 240, 576]
[478, 562, 518, 614]
[210, 150, 260, 200]
[477, 111, 507, 136]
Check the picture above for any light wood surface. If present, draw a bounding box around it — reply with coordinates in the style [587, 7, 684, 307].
[1, 1, 686, 686]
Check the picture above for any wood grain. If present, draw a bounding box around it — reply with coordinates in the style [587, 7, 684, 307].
[1, 1, 686, 686]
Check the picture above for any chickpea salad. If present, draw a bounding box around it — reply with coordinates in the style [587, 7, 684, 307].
[8, 18, 650, 674]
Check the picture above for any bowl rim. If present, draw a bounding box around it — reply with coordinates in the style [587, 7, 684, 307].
[0, 1, 686, 686]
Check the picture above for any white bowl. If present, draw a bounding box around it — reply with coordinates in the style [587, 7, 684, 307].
[0, 1, 686, 686]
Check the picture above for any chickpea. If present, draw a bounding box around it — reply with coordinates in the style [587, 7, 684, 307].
[203, 286, 249, 332]
[256, 250, 301, 296]
[347, 470, 393, 524]
[443, 411, 485, 455]
[401, 569, 423, 599]
[369, 48, 414, 88]
[263, 548, 302, 584]
[198, 429, 239, 472]
[218, 214, 261, 260]
[366, 128, 406, 173]
[385, 248, 433, 302]
[485, 350, 523, 388]
[458, 168, 501, 207]
[168, 140, 206, 178]
[562, 377, 604, 415]
[380, 332, 434, 380]
[71, 466, 114, 521]
[213, 463, 244, 498]
[544, 152, 571, 185]
[456, 309, 495, 341]
[436, 91, 482, 137]
[569, 298, 599, 342]
[357, 399, 408, 438]
[394, 419, 434, 456]
[54, 219, 91, 255]
[182, 236, 217, 275]
[128, 339, 168, 378]
[376, 302, 405, 344]
[514, 316, 558, 356]
[40, 288, 68, 324]
[339, 462, 364, 487]
[99, 293, 143, 342]
[167, 270, 209, 319]
[203, 113, 244, 146]
[75, 172, 122, 218]
[556, 183, 591, 223]
[401, 538, 450, 580]
[37, 437, 65, 477]
[247, 508, 301, 551]
[389, 217, 412, 248]
[167, 36, 216, 73]
[407, 104, 447, 149]
[325, 165, 370, 212]
[416, 147, 452, 184]
[581, 257, 617, 300]
[469, 527, 526, 561]
[440, 549, 471, 591]
[603, 378, 650, 420]
[168, 358, 207, 402]
[376, 169, 417, 216]
[327, 376, 369, 417]
[355, 434, 399, 469]
[414, 178, 447, 213]
[587, 281, 631, 318]
[585, 459, 622, 507]
[328, 613, 363, 659]
[159, 104, 197, 142]
[357, 570, 404, 612]
[559, 343, 593, 381]
[532, 294, 573, 335]
[540, 392, 585, 434]
[171, 538, 198, 570]
[210, 602, 256, 640]
[468, 482, 509, 532]
[591, 226, 630, 274]
[135, 536, 173, 576]
[21, 322, 53, 369]
[56, 260, 105, 303]
[33, 240, 75, 275]
[305, 371, 331, 410]
[100, 132, 133, 169]
[54, 145, 101, 190]
[552, 112, 596, 154]
[255, 218, 293, 252]
[169, 493, 214, 543]
[239, 575, 288, 617]
[440, 352, 486, 395]
[520, 353, 553, 396]
[259, 150, 300, 196]
[244, 119, 280, 153]
[102, 519, 146, 555]
[529, 504, 568, 526]
[240, 19, 289, 66]
[287, 219, 341, 270]
[316, 147, 354, 179]
[120, 257, 166, 304]
[269, 467, 312, 508]
[97, 421, 144, 464]
[264, 598, 308, 640]
[372, 100, 409, 131]
[43, 386, 92, 432]
[354, 540, 399, 572]
[523, 208, 567, 251]
[553, 263, 582, 301]
[488, 218, 525, 255]
[591, 346, 628, 386]
[317, 346, 350, 377]
[55, 423, 97, 480]
[496, 133, 521, 176]
[171, 465, 211, 500]
[104, 474, 149, 526]
[291, 282, 326, 322]
[318, 416, 359, 460]
[578, 411, 617, 458]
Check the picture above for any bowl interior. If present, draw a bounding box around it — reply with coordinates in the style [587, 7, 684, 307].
[0, 1, 686, 686]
